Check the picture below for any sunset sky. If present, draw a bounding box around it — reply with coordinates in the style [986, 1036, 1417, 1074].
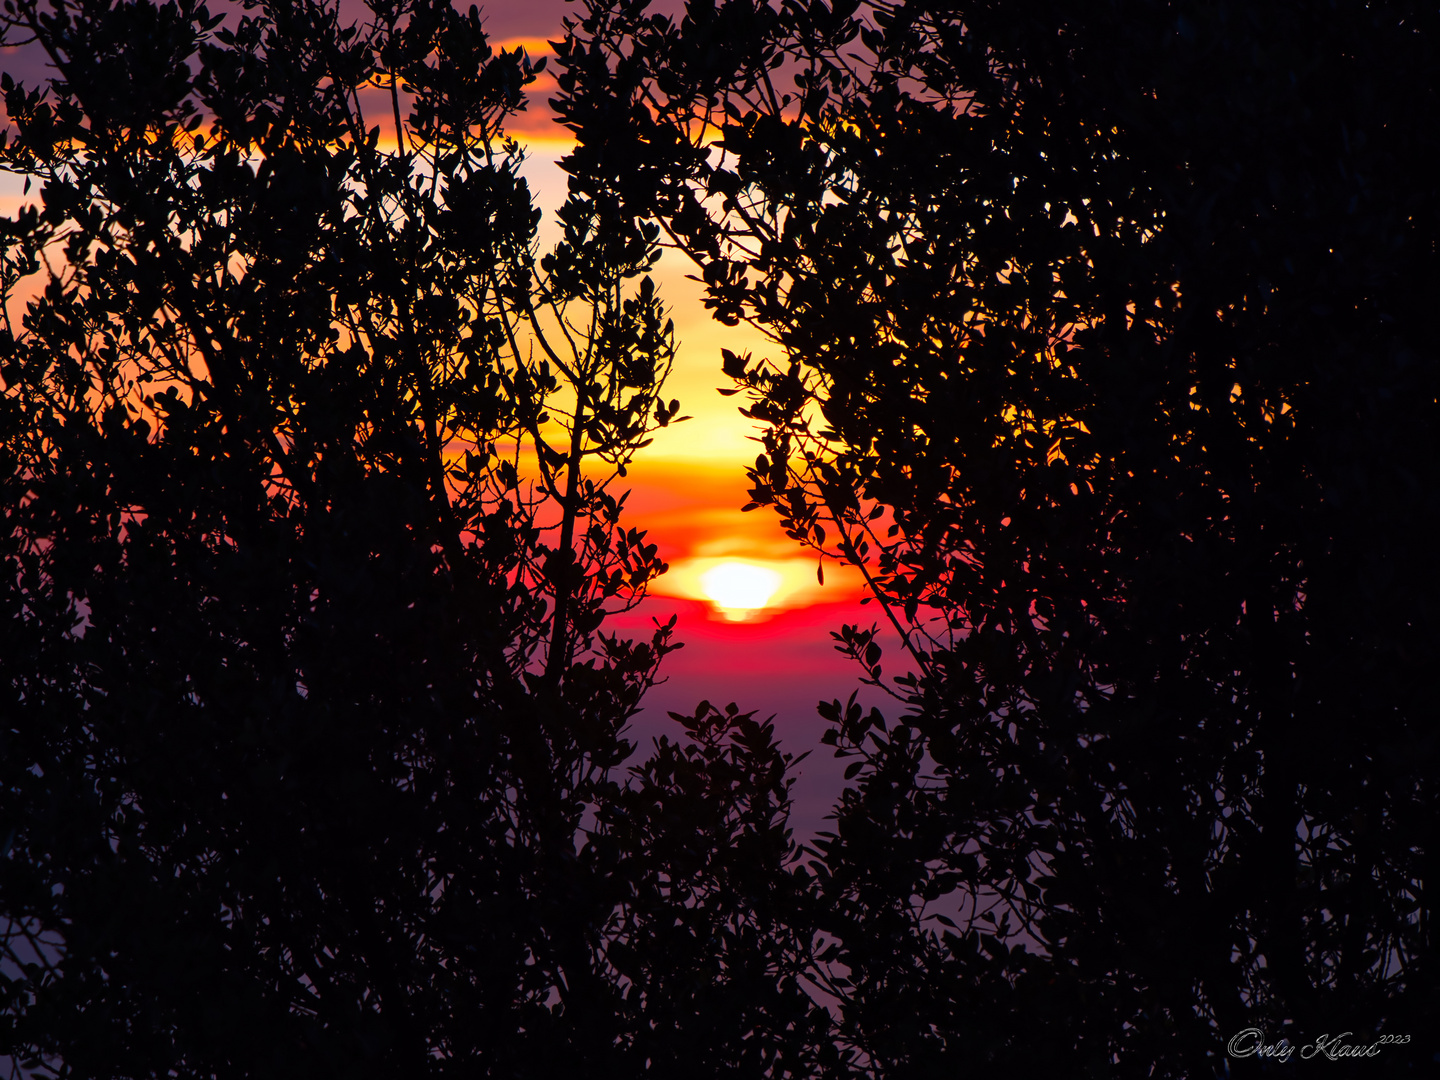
[485, 15, 897, 834]
[0, 0, 895, 836]
[313, 0, 899, 833]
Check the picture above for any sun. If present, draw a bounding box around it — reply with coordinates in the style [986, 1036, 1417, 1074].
[699, 561, 784, 620]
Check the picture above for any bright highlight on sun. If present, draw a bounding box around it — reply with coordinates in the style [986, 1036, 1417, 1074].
[699, 561, 784, 619]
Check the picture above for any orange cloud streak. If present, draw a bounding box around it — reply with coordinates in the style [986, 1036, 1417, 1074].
[618, 457, 868, 621]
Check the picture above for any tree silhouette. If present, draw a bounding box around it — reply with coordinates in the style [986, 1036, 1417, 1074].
[557, 0, 1439, 1074]
[0, 0, 826, 1075]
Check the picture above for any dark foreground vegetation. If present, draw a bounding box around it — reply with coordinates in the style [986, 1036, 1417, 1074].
[3, 0, 1436, 1076]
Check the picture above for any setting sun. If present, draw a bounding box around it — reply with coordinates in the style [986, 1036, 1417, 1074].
[699, 561, 784, 619]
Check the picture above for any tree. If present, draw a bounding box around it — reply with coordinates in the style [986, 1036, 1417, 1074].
[0, 0, 825, 1075]
[556, 0, 1440, 1074]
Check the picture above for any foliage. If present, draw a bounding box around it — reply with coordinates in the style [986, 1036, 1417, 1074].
[0, 0, 820, 1074]
[585, 699, 841, 1078]
[557, 0, 1440, 1074]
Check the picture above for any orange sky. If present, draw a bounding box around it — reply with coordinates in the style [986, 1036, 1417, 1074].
[509, 134, 876, 621]
[0, 136, 871, 622]
[486, 29, 850, 630]
[0, 9, 892, 835]
[514, 134, 895, 835]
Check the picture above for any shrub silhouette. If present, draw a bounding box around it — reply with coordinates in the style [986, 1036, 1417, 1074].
[0, 0, 826, 1075]
[557, 0, 1440, 1073]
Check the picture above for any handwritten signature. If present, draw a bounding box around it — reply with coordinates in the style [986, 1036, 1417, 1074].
[1227, 1027, 1411, 1063]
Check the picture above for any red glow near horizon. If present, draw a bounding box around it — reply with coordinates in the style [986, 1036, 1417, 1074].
[606, 594, 904, 839]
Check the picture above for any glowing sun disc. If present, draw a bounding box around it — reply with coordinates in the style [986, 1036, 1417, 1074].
[699, 561, 783, 616]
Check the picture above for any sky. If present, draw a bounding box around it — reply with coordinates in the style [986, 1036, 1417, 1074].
[316, 0, 905, 834]
[0, 0, 900, 840]
[493, 26, 899, 837]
